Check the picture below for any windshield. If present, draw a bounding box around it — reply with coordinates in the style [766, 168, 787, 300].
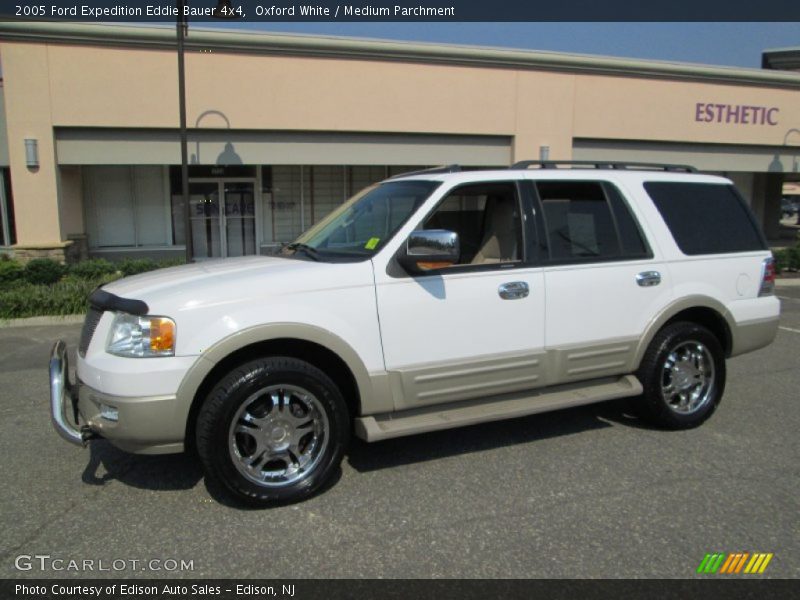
[284, 180, 441, 261]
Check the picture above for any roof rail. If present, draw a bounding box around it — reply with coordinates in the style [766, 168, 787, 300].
[388, 164, 461, 179]
[511, 160, 697, 173]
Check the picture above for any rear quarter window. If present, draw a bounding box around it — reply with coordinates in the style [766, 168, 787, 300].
[644, 182, 767, 255]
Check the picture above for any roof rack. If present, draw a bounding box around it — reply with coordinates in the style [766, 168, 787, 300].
[387, 164, 461, 179]
[511, 160, 697, 173]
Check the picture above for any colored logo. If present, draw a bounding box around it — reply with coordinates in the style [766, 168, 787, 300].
[697, 553, 773, 574]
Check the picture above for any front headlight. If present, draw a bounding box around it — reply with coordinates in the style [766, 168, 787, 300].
[106, 313, 176, 357]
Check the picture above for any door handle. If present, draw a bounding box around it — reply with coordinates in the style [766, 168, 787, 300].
[498, 281, 529, 300]
[636, 271, 661, 287]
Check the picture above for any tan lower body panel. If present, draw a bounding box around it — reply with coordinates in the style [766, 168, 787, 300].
[78, 383, 184, 455]
[385, 339, 638, 412]
[389, 350, 547, 410]
[730, 316, 779, 357]
[355, 374, 642, 442]
[550, 338, 638, 382]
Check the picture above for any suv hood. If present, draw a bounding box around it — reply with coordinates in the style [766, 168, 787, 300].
[101, 256, 361, 313]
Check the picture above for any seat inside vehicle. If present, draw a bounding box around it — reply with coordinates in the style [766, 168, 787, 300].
[471, 196, 520, 264]
[424, 184, 521, 266]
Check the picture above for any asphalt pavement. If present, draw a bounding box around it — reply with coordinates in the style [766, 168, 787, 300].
[1, 287, 798, 579]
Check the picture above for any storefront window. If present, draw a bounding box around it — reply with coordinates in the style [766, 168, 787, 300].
[83, 166, 171, 248]
[82, 164, 432, 254]
[303, 165, 345, 228]
[261, 165, 303, 250]
[0, 168, 15, 247]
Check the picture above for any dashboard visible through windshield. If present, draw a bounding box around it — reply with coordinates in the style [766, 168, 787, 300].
[282, 180, 441, 262]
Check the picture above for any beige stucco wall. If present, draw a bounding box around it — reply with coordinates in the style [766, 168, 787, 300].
[46, 45, 523, 135]
[1, 36, 799, 246]
[2, 43, 62, 245]
[574, 76, 800, 146]
[513, 71, 575, 162]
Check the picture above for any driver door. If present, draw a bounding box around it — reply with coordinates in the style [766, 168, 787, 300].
[373, 181, 546, 411]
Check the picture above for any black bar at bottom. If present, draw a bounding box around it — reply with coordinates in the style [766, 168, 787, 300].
[2, 579, 798, 600]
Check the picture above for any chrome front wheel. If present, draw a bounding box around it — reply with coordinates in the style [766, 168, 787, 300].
[229, 384, 330, 488]
[197, 357, 350, 506]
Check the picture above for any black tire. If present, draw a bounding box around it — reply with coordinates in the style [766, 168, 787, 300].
[635, 321, 726, 429]
[196, 356, 350, 506]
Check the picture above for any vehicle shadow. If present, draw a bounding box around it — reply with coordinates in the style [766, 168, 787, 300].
[78, 398, 653, 502]
[346, 398, 647, 473]
[79, 435, 340, 510]
[81, 439, 202, 490]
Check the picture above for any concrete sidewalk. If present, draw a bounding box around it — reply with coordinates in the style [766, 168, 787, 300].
[776, 277, 800, 287]
[0, 314, 84, 328]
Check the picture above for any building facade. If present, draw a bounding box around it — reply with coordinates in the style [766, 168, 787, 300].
[1, 22, 799, 262]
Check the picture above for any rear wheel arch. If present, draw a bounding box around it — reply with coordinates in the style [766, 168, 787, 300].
[662, 307, 732, 356]
[634, 298, 733, 371]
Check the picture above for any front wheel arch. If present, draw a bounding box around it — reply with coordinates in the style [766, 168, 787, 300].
[183, 337, 362, 456]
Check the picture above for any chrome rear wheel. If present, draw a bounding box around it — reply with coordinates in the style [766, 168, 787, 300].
[660, 341, 716, 415]
[636, 321, 725, 429]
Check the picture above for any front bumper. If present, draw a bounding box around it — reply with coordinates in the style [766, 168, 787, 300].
[50, 340, 185, 455]
[49, 340, 97, 446]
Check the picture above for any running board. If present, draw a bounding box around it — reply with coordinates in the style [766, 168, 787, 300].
[354, 374, 642, 442]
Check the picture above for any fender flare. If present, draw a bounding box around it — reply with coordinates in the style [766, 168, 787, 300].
[174, 322, 383, 428]
[632, 295, 734, 368]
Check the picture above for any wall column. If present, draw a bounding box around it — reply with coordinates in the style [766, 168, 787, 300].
[752, 172, 784, 242]
[2, 43, 70, 261]
[512, 72, 576, 165]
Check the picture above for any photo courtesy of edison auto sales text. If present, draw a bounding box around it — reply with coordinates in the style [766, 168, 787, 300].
[14, 584, 296, 597]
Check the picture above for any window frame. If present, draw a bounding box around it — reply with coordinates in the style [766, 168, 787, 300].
[389, 179, 531, 278]
[529, 179, 653, 266]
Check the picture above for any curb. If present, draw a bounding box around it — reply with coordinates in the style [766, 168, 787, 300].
[775, 278, 800, 288]
[0, 314, 84, 328]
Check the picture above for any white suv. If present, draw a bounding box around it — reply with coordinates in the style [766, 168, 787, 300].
[50, 162, 780, 505]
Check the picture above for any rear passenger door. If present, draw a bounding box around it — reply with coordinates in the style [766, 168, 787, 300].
[532, 180, 671, 384]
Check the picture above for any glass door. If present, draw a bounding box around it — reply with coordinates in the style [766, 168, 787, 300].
[189, 180, 257, 260]
[189, 181, 222, 260]
[224, 182, 256, 257]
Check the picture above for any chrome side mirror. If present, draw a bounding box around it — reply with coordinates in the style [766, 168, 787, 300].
[399, 229, 460, 273]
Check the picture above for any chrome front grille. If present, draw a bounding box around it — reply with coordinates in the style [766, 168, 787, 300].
[78, 307, 103, 357]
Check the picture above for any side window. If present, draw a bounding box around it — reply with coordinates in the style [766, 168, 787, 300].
[422, 182, 523, 266]
[644, 182, 766, 255]
[538, 181, 618, 261]
[537, 181, 649, 263]
[605, 183, 651, 258]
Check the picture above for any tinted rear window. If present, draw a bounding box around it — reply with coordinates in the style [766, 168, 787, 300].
[644, 182, 766, 255]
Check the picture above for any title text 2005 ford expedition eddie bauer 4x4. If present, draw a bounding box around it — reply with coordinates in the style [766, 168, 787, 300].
[50, 162, 779, 505]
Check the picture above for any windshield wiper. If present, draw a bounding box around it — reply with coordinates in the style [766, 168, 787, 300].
[284, 242, 321, 261]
